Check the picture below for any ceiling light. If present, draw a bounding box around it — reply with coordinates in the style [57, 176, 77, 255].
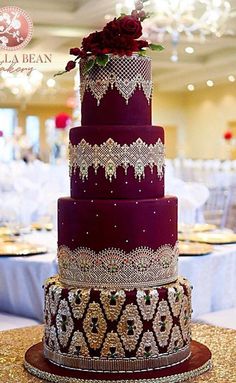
[206, 80, 214, 87]
[47, 78, 56, 88]
[1, 70, 43, 99]
[228, 75, 235, 82]
[118, 0, 232, 62]
[11, 88, 19, 95]
[185, 46, 194, 54]
[187, 84, 195, 91]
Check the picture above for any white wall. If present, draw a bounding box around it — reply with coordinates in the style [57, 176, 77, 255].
[153, 82, 236, 159]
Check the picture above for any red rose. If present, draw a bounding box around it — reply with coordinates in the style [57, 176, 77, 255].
[65, 60, 76, 72]
[224, 131, 233, 141]
[137, 39, 149, 50]
[119, 15, 142, 39]
[82, 31, 105, 55]
[106, 36, 139, 56]
[0, 130, 3, 138]
[69, 47, 86, 57]
[103, 18, 121, 39]
[70, 47, 80, 56]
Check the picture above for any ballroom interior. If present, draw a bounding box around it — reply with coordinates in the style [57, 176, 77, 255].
[0, 1, 236, 382]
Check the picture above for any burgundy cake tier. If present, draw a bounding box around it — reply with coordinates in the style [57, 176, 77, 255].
[43, 275, 191, 372]
[58, 196, 177, 252]
[69, 125, 165, 199]
[80, 55, 152, 126]
[57, 196, 178, 289]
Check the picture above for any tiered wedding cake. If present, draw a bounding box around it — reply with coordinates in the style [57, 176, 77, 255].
[43, 54, 192, 372]
[24, 6, 211, 382]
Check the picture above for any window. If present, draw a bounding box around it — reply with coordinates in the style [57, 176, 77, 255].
[26, 115, 40, 154]
[0, 108, 17, 161]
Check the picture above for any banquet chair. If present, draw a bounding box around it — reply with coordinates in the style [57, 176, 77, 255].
[0, 312, 40, 331]
[202, 186, 232, 228]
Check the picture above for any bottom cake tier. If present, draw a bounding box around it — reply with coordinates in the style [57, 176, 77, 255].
[43, 276, 192, 373]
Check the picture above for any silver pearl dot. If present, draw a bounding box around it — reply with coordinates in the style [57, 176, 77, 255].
[73, 202, 77, 205]
[91, 200, 94, 203]
[114, 203, 117, 206]
[114, 225, 117, 228]
[95, 183, 98, 186]
[139, 189, 142, 192]
[169, 219, 172, 222]
[110, 190, 113, 194]
[72, 238, 74, 242]
[125, 181, 128, 184]
[84, 190, 86, 193]
[125, 239, 129, 243]
[153, 211, 156, 214]
[86, 232, 89, 235]
[142, 229, 146, 233]
[96, 214, 99, 217]
[135, 202, 138, 205]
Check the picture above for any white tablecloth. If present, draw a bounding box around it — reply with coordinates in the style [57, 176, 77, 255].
[179, 243, 236, 317]
[0, 233, 236, 321]
[0, 232, 58, 322]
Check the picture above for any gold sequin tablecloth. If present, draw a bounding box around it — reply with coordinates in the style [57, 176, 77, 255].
[0, 324, 235, 382]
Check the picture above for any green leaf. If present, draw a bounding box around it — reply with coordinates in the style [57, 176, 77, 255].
[84, 58, 95, 73]
[149, 43, 164, 51]
[137, 49, 147, 57]
[96, 54, 109, 67]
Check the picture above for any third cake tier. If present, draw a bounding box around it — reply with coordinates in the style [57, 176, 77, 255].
[58, 196, 178, 289]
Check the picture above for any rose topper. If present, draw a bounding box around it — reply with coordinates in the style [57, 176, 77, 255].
[223, 130, 233, 141]
[55, 0, 163, 76]
[0, 130, 3, 137]
[55, 113, 71, 129]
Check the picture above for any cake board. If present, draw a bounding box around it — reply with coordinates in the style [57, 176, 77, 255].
[24, 340, 212, 383]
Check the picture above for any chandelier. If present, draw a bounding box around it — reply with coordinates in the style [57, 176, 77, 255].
[117, 0, 232, 61]
[0, 69, 43, 99]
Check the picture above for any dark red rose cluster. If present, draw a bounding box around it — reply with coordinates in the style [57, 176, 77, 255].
[65, 15, 148, 71]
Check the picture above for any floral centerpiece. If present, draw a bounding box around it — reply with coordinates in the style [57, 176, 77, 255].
[56, 0, 163, 76]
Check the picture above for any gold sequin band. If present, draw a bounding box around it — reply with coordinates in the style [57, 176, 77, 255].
[24, 359, 212, 383]
[44, 344, 191, 372]
[68, 138, 165, 182]
[58, 242, 178, 289]
[80, 55, 152, 106]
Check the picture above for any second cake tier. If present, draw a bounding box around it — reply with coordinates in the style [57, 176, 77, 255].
[69, 125, 165, 199]
[58, 196, 178, 289]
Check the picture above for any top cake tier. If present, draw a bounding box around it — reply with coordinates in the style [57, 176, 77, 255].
[80, 55, 152, 126]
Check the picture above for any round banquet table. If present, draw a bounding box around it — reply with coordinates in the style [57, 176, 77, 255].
[0, 232, 236, 321]
[0, 323, 235, 382]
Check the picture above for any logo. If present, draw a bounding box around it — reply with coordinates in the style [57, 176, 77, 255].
[0, 6, 33, 51]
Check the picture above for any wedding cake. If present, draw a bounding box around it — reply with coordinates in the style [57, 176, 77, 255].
[25, 3, 211, 381]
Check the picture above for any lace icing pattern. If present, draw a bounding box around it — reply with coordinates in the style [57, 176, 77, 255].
[58, 242, 178, 289]
[69, 138, 165, 182]
[80, 55, 152, 105]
